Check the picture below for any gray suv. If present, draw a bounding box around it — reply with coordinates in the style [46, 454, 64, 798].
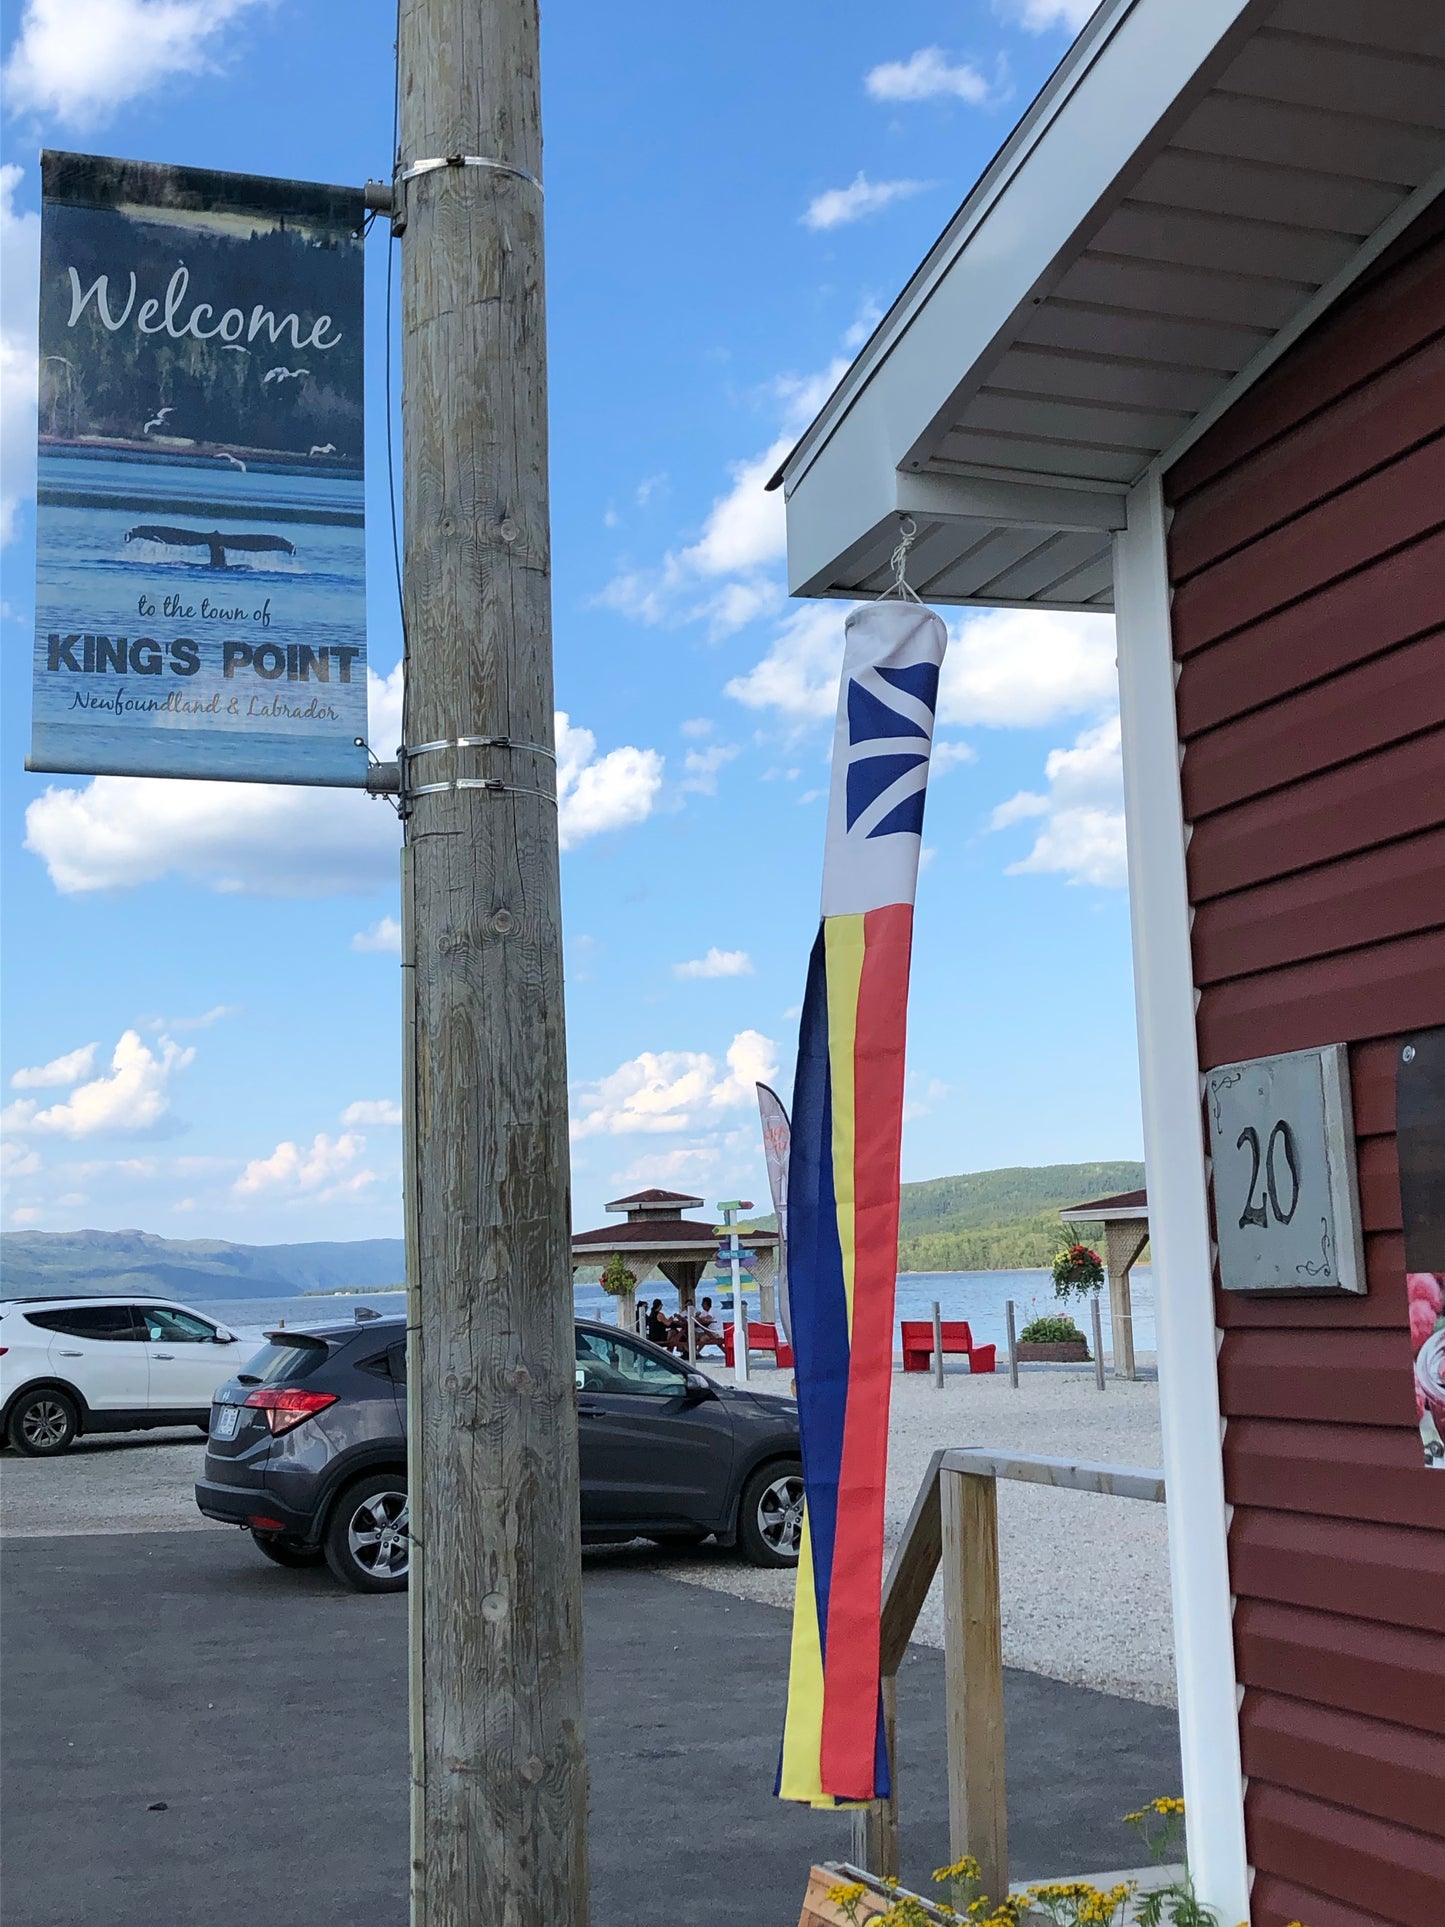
[195, 1316, 803, 1591]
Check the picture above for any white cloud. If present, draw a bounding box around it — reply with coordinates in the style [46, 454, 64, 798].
[728, 603, 1116, 730]
[725, 600, 846, 722]
[12, 1043, 99, 1089]
[24, 669, 661, 894]
[234, 1130, 373, 1199]
[680, 435, 792, 579]
[353, 916, 403, 954]
[1, 1029, 193, 1138]
[620, 1145, 722, 1189]
[803, 174, 930, 232]
[865, 47, 1006, 105]
[164, 1004, 238, 1031]
[340, 1099, 402, 1128]
[0, 166, 41, 546]
[11, 1206, 41, 1225]
[679, 743, 740, 796]
[3, 0, 270, 128]
[991, 714, 1127, 887]
[940, 609, 1117, 727]
[1, 1142, 42, 1179]
[595, 348, 853, 641]
[904, 1075, 950, 1122]
[556, 713, 663, 848]
[571, 1029, 777, 1140]
[930, 739, 977, 774]
[995, 0, 1096, 33]
[675, 948, 754, 981]
[681, 717, 714, 739]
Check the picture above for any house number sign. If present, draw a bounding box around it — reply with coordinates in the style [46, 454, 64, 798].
[1205, 1043, 1366, 1294]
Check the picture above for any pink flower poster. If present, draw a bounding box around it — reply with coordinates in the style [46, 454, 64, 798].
[1398, 1029, 1445, 1470]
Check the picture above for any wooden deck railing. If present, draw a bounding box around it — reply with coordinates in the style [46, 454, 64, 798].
[852, 1447, 1167, 1902]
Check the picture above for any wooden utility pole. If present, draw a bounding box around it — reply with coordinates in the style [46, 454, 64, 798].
[396, 0, 588, 1920]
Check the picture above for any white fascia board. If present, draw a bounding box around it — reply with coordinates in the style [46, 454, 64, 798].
[786, 459, 1126, 601]
[782, 0, 1262, 597]
[1059, 1204, 1149, 1223]
[1114, 471, 1250, 1921]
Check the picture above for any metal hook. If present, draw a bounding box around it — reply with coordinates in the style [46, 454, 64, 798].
[883, 515, 922, 602]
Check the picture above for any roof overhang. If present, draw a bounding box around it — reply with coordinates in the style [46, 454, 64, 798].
[776, 0, 1445, 610]
[1061, 1202, 1150, 1223]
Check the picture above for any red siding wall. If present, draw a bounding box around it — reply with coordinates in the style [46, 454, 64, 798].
[1165, 207, 1445, 1927]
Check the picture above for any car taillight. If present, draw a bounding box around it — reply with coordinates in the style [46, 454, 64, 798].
[242, 1387, 338, 1435]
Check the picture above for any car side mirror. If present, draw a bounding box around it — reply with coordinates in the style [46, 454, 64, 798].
[575, 1367, 586, 1392]
[214, 1327, 235, 1344]
[683, 1372, 715, 1401]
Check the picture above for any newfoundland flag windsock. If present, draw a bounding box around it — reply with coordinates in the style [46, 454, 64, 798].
[778, 598, 949, 1807]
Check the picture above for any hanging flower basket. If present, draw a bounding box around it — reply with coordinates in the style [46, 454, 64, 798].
[1052, 1242, 1104, 1301]
[599, 1253, 638, 1298]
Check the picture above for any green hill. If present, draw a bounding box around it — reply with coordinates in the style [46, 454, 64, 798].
[896, 1161, 1144, 1273]
[0, 1228, 406, 1300]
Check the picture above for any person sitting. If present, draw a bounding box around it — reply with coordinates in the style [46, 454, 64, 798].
[645, 1298, 670, 1348]
[692, 1296, 726, 1358]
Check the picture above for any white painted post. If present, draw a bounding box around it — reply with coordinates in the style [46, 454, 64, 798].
[1114, 468, 1249, 1922]
[733, 1244, 750, 1385]
[1005, 1300, 1018, 1389]
[686, 1306, 697, 1365]
[931, 1300, 945, 1390]
[1090, 1293, 1106, 1392]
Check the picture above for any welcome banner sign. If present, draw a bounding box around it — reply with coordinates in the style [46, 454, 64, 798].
[31, 152, 367, 786]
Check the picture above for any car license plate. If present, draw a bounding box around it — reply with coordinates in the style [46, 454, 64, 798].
[211, 1405, 241, 1440]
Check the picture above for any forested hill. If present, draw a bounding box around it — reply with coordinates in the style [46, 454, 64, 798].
[896, 1161, 1145, 1273]
[0, 1228, 405, 1300]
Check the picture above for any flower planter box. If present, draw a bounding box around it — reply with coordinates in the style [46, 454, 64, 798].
[1016, 1339, 1091, 1364]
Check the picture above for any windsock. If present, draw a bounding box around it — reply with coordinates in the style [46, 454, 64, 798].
[778, 598, 949, 1806]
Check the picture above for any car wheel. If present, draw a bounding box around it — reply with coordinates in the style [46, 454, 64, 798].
[324, 1472, 410, 1593]
[737, 1459, 804, 1568]
[251, 1529, 325, 1568]
[7, 1389, 79, 1458]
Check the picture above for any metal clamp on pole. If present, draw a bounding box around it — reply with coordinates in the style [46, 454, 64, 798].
[395, 736, 558, 814]
[399, 154, 544, 193]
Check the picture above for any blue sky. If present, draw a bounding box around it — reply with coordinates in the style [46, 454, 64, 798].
[0, 0, 1138, 1247]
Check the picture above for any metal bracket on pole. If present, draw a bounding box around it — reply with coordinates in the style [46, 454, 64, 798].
[393, 736, 558, 817]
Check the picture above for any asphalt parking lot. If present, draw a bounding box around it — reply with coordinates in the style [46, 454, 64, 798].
[1, 1515, 1181, 1926]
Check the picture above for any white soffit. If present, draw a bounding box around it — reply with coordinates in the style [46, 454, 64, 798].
[779, 0, 1445, 610]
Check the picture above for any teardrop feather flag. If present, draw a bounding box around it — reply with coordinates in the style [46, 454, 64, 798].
[778, 599, 949, 1806]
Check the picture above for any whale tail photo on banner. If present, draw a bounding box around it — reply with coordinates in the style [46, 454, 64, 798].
[777, 597, 949, 1807]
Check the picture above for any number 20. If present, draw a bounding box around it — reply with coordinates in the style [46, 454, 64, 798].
[1236, 1120, 1300, 1230]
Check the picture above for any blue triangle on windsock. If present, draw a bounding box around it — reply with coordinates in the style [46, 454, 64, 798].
[877, 660, 940, 716]
[847, 677, 928, 746]
[846, 751, 926, 830]
[866, 786, 927, 840]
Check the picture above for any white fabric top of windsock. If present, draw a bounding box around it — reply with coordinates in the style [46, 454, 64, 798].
[820, 600, 949, 920]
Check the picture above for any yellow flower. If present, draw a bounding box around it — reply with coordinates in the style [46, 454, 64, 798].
[826, 1882, 867, 1908]
[933, 1857, 983, 1886]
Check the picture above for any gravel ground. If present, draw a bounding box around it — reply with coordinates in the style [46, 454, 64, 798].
[0, 1429, 216, 1537]
[677, 1357, 1177, 1707]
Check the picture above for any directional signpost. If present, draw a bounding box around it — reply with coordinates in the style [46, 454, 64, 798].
[716, 1199, 753, 1385]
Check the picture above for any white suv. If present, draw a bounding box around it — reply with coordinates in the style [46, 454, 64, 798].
[0, 1296, 246, 1456]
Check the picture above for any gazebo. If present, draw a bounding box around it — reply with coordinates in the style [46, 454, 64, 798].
[570, 1189, 780, 1331]
[1059, 1188, 1149, 1382]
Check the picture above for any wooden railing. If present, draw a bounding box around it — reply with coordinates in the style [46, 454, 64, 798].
[852, 1448, 1167, 1902]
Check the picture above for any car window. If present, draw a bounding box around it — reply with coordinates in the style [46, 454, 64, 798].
[574, 1328, 687, 1398]
[238, 1338, 327, 1384]
[140, 1306, 217, 1343]
[387, 1342, 407, 1383]
[23, 1305, 141, 1340]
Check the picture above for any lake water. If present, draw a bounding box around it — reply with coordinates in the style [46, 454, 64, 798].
[188, 1268, 1156, 1358]
[32, 448, 367, 784]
